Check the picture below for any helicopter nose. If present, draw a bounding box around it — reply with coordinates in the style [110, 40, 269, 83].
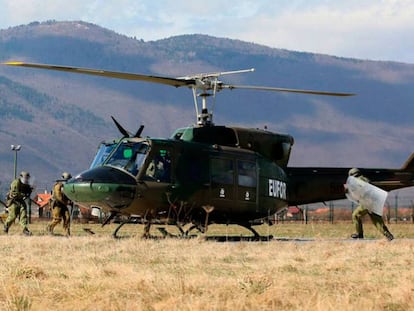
[63, 166, 137, 211]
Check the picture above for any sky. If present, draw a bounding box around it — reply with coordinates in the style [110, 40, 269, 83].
[1, 0, 414, 64]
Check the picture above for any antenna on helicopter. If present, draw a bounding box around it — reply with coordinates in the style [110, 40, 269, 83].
[111, 116, 144, 138]
[111, 116, 130, 138]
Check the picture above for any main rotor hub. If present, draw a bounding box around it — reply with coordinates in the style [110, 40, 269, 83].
[197, 108, 213, 126]
[187, 69, 255, 126]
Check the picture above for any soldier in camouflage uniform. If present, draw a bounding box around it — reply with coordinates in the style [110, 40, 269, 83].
[3, 171, 32, 235]
[347, 168, 394, 241]
[46, 172, 72, 236]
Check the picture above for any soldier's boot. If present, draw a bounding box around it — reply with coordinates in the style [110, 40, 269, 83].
[351, 232, 364, 239]
[23, 227, 32, 236]
[384, 231, 394, 241]
[3, 224, 9, 234]
[46, 224, 54, 235]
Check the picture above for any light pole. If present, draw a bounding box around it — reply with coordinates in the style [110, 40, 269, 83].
[11, 144, 21, 179]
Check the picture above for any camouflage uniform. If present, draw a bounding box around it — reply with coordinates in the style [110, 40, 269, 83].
[3, 171, 32, 235]
[47, 172, 72, 236]
[348, 168, 394, 241]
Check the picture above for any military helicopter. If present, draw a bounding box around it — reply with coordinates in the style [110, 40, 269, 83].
[3, 61, 414, 239]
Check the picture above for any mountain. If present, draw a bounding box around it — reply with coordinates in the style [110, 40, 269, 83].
[1, 20, 414, 195]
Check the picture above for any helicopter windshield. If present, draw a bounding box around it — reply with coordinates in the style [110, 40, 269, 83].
[89, 141, 118, 169]
[104, 141, 149, 176]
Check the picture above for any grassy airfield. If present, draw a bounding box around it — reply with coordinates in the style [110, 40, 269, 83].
[0, 222, 413, 310]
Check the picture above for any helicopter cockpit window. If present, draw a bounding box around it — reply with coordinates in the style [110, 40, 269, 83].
[105, 141, 149, 176]
[144, 149, 171, 182]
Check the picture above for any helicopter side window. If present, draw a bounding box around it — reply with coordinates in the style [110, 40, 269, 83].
[211, 158, 234, 185]
[144, 149, 171, 182]
[238, 160, 256, 187]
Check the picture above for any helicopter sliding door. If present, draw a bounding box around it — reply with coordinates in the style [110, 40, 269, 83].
[209, 157, 258, 218]
[210, 157, 235, 209]
[236, 160, 257, 212]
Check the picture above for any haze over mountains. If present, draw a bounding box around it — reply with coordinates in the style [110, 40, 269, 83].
[1, 20, 414, 194]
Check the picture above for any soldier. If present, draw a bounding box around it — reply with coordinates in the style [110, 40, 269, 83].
[3, 171, 33, 235]
[347, 168, 394, 241]
[46, 172, 72, 236]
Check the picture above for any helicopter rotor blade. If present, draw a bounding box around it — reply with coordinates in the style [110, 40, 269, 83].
[2, 61, 194, 88]
[2, 61, 354, 96]
[222, 84, 355, 96]
[111, 116, 130, 138]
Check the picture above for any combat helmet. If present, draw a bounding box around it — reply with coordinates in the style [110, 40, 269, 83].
[348, 168, 361, 177]
[19, 171, 30, 184]
[62, 172, 72, 181]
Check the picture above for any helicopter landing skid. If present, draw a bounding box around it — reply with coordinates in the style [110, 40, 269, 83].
[203, 223, 274, 241]
[203, 224, 274, 241]
[156, 227, 273, 241]
[156, 222, 203, 238]
[155, 224, 273, 241]
[204, 235, 274, 242]
[111, 216, 131, 239]
[157, 227, 198, 239]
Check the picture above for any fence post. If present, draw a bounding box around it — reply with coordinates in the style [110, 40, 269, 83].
[329, 201, 334, 224]
[394, 193, 398, 224]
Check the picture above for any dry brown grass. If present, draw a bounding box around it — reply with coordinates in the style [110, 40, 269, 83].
[0, 222, 413, 311]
